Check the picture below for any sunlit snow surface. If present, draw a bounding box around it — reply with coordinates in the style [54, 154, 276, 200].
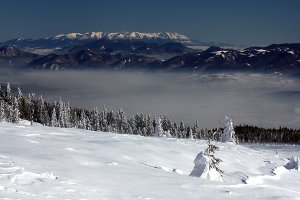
[0, 121, 300, 199]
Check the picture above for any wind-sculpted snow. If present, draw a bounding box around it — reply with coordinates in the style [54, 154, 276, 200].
[0, 121, 300, 199]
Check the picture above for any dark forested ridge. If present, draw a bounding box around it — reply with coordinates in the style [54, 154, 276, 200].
[0, 83, 299, 143]
[0, 42, 300, 73]
[235, 125, 300, 144]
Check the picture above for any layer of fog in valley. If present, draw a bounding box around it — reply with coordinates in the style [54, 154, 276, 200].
[1, 69, 300, 129]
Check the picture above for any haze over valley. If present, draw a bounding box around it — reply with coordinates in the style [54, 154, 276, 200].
[1, 70, 300, 129]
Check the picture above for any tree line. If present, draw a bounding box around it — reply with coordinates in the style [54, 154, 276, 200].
[0, 83, 299, 143]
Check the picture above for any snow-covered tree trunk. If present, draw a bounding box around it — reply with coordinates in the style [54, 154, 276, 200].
[222, 116, 237, 143]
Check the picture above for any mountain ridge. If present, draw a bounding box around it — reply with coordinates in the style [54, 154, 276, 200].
[1, 32, 192, 50]
[1, 42, 300, 73]
[51, 31, 190, 41]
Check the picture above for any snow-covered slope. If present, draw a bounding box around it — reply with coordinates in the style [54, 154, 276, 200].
[0, 121, 300, 199]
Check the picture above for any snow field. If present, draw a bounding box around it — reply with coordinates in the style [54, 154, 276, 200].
[0, 121, 300, 199]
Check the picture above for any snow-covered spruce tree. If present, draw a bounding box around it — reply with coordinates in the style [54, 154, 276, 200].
[188, 127, 194, 139]
[17, 87, 22, 100]
[79, 110, 87, 129]
[191, 121, 199, 140]
[16, 87, 27, 120]
[178, 121, 186, 138]
[116, 108, 129, 134]
[38, 95, 45, 125]
[58, 97, 65, 128]
[11, 97, 20, 123]
[0, 100, 5, 121]
[222, 116, 237, 143]
[155, 116, 163, 137]
[91, 107, 100, 131]
[107, 110, 117, 133]
[205, 140, 223, 174]
[86, 116, 92, 130]
[72, 110, 79, 128]
[145, 114, 155, 136]
[161, 114, 173, 134]
[64, 102, 71, 128]
[99, 108, 109, 132]
[51, 107, 58, 127]
[28, 93, 35, 125]
[5, 82, 12, 104]
[190, 140, 223, 181]
[128, 117, 137, 135]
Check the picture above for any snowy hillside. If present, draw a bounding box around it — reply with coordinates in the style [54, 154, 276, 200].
[0, 121, 300, 199]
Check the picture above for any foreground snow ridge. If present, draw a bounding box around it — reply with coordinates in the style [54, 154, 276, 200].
[0, 121, 300, 200]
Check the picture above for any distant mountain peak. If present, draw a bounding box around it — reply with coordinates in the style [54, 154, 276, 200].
[0, 45, 37, 58]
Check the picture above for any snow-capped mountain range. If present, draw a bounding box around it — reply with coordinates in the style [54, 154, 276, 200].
[1, 32, 192, 50]
[52, 31, 190, 41]
[0, 31, 299, 73]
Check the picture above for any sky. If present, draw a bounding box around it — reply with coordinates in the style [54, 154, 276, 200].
[0, 0, 299, 45]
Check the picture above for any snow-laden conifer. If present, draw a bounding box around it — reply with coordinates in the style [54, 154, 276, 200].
[190, 140, 223, 181]
[222, 116, 237, 143]
[155, 116, 163, 137]
[0, 100, 5, 121]
[12, 97, 20, 123]
[51, 108, 58, 127]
